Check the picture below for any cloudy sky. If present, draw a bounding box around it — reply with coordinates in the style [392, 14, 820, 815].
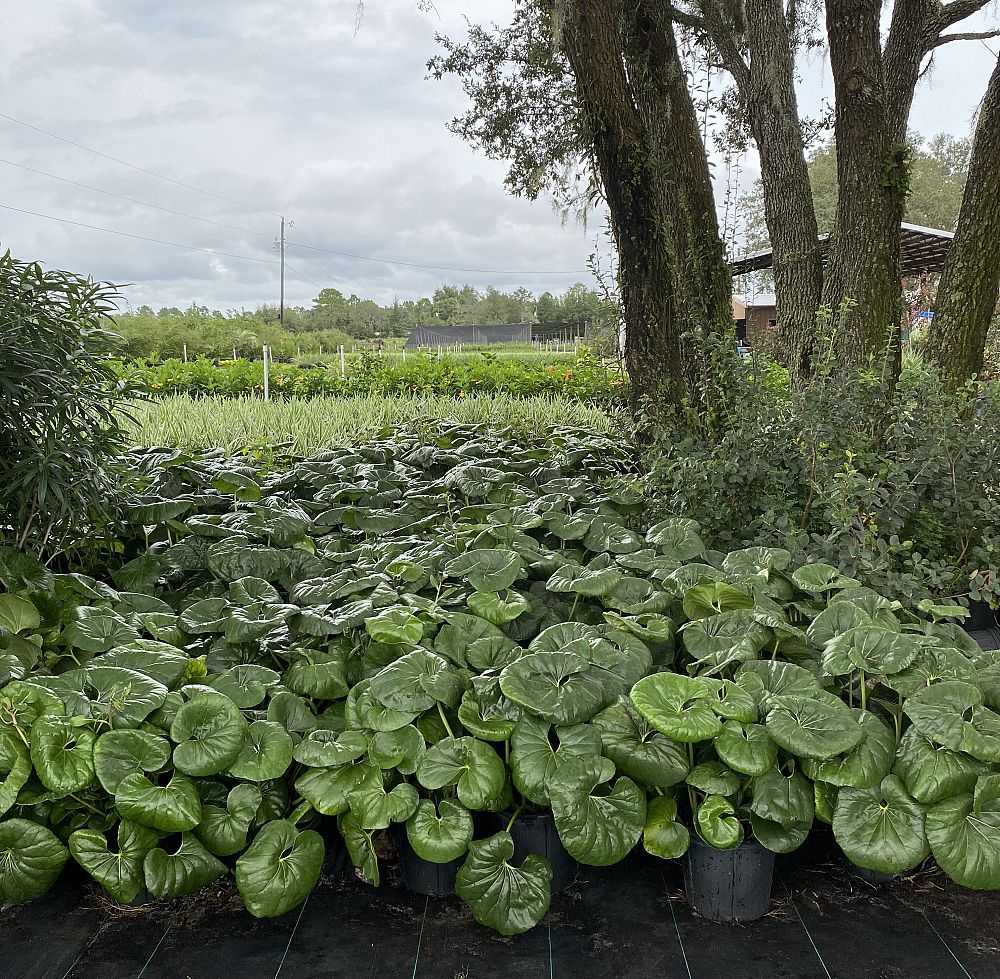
[1, 1, 996, 312]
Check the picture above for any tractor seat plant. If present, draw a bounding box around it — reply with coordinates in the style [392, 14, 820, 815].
[1, 424, 998, 935]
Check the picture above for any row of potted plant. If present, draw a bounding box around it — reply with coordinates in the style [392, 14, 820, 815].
[1, 425, 997, 931]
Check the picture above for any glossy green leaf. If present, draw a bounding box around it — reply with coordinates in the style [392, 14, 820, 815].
[548, 756, 645, 865]
[686, 762, 743, 797]
[365, 607, 424, 645]
[925, 775, 1000, 890]
[339, 809, 380, 885]
[791, 563, 859, 594]
[348, 778, 419, 830]
[642, 795, 690, 859]
[227, 720, 293, 781]
[681, 582, 753, 621]
[406, 798, 474, 863]
[696, 795, 743, 849]
[630, 673, 722, 743]
[292, 730, 368, 768]
[170, 693, 249, 776]
[0, 595, 40, 634]
[446, 549, 523, 593]
[892, 727, 987, 804]
[0, 818, 69, 903]
[801, 709, 896, 789]
[645, 518, 705, 561]
[764, 692, 863, 759]
[30, 716, 96, 793]
[284, 649, 350, 701]
[500, 651, 606, 726]
[195, 783, 263, 856]
[749, 769, 814, 828]
[94, 729, 171, 794]
[416, 736, 506, 811]
[468, 590, 530, 625]
[69, 820, 159, 903]
[236, 819, 325, 916]
[833, 775, 929, 874]
[143, 832, 227, 898]
[115, 771, 202, 832]
[591, 699, 689, 789]
[369, 649, 461, 713]
[510, 716, 603, 805]
[455, 832, 552, 936]
[714, 721, 778, 776]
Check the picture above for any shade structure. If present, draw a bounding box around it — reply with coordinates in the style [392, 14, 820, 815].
[404, 323, 533, 348]
[729, 223, 955, 278]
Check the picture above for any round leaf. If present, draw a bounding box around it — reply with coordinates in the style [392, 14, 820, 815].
[406, 799, 474, 863]
[236, 819, 325, 917]
[455, 831, 552, 936]
[548, 756, 646, 866]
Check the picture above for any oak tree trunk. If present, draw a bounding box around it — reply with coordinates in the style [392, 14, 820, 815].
[744, 0, 824, 386]
[821, 0, 907, 375]
[559, 0, 733, 416]
[924, 55, 1000, 388]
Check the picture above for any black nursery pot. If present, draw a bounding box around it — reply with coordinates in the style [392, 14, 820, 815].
[498, 810, 579, 892]
[397, 828, 464, 896]
[683, 836, 775, 923]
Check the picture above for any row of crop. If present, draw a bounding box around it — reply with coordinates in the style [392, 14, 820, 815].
[111, 352, 623, 403]
[1, 425, 997, 932]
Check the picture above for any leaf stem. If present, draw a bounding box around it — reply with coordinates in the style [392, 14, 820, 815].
[505, 804, 523, 834]
[437, 701, 455, 739]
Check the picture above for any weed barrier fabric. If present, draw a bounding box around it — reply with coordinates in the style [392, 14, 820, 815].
[4, 850, 998, 979]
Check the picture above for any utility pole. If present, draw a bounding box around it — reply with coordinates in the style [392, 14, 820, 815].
[278, 216, 286, 328]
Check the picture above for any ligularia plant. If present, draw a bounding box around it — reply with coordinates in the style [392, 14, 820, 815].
[1, 424, 998, 935]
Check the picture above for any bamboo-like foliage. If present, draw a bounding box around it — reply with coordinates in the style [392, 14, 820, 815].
[0, 251, 131, 556]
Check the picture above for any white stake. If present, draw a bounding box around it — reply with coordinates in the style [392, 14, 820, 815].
[340, 345, 346, 376]
[183, 343, 188, 363]
[263, 345, 271, 401]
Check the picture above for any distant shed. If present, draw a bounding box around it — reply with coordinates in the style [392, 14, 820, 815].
[729, 223, 955, 278]
[403, 324, 533, 349]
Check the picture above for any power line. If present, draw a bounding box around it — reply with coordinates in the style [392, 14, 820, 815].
[0, 110, 281, 218]
[0, 156, 273, 239]
[0, 202, 278, 265]
[284, 262, 323, 289]
[284, 238, 588, 276]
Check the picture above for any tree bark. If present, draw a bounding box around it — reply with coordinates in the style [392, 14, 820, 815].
[924, 55, 1000, 387]
[821, 0, 906, 374]
[558, 0, 733, 416]
[742, 0, 823, 385]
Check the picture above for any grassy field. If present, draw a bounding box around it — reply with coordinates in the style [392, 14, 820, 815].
[127, 393, 619, 454]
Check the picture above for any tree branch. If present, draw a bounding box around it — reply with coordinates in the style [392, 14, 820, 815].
[665, 3, 710, 32]
[693, 0, 752, 93]
[929, 28, 1000, 48]
[936, 0, 993, 30]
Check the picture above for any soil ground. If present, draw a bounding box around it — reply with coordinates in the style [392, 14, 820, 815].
[2, 829, 997, 979]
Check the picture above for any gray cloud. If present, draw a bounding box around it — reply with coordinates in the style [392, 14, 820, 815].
[0, 1, 995, 311]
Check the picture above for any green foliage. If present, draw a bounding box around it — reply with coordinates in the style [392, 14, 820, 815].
[645, 357, 1000, 605]
[0, 252, 132, 556]
[2, 421, 999, 934]
[114, 351, 620, 404]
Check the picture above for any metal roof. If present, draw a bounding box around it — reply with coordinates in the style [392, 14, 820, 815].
[729, 223, 955, 278]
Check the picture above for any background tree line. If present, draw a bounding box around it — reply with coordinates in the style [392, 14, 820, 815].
[114, 281, 619, 360]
